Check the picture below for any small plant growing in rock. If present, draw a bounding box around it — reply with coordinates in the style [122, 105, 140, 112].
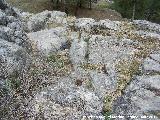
[104, 111, 112, 120]
[46, 51, 73, 76]
[85, 79, 94, 90]
[47, 54, 65, 69]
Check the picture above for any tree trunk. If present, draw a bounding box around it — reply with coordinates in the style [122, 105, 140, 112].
[132, 0, 136, 21]
[75, 0, 79, 16]
[89, 0, 92, 9]
[56, 0, 59, 9]
[79, 0, 82, 8]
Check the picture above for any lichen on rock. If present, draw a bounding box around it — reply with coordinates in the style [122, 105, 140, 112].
[1, 0, 160, 119]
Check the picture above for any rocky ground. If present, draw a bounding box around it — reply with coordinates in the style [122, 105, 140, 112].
[0, 0, 160, 120]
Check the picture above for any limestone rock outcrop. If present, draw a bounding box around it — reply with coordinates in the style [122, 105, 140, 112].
[1, 0, 160, 119]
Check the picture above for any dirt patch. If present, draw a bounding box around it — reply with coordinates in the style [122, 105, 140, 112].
[6, 0, 123, 21]
[76, 8, 122, 21]
[6, 0, 54, 13]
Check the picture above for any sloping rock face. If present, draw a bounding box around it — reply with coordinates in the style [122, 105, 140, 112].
[24, 13, 160, 119]
[0, 1, 30, 77]
[28, 27, 69, 55]
[1, 0, 160, 120]
[113, 51, 160, 120]
[133, 20, 160, 34]
[0, 1, 31, 119]
[0, 1, 31, 77]
[21, 10, 68, 32]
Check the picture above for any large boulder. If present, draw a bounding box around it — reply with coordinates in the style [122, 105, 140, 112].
[113, 51, 160, 120]
[143, 57, 160, 72]
[0, 22, 31, 51]
[88, 35, 136, 64]
[133, 20, 160, 34]
[0, 39, 30, 78]
[69, 38, 87, 65]
[27, 76, 103, 119]
[75, 18, 96, 32]
[25, 10, 67, 32]
[134, 30, 160, 40]
[0, 5, 31, 99]
[98, 19, 120, 30]
[27, 27, 68, 55]
[142, 51, 160, 73]
[0, 9, 7, 25]
[113, 75, 160, 120]
[0, 0, 8, 10]
[27, 11, 51, 32]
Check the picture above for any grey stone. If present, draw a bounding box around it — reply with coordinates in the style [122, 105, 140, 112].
[0, 0, 8, 10]
[143, 58, 160, 72]
[89, 71, 116, 98]
[0, 39, 30, 77]
[25, 10, 67, 32]
[0, 26, 31, 49]
[136, 75, 160, 89]
[113, 75, 160, 119]
[0, 9, 7, 25]
[27, 27, 68, 55]
[6, 15, 17, 23]
[1, 1, 160, 119]
[69, 38, 87, 65]
[98, 19, 120, 30]
[0, 26, 14, 42]
[75, 18, 96, 32]
[133, 20, 160, 34]
[7, 20, 24, 31]
[88, 35, 136, 64]
[27, 76, 103, 119]
[134, 30, 160, 40]
[150, 53, 160, 62]
[50, 10, 67, 18]
[27, 13, 49, 32]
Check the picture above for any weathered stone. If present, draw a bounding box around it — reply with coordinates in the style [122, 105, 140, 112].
[143, 58, 160, 72]
[27, 12, 49, 32]
[134, 30, 160, 40]
[98, 19, 119, 30]
[28, 76, 103, 119]
[0, 9, 7, 25]
[1, 0, 160, 119]
[0, 26, 31, 50]
[25, 10, 67, 32]
[0, 39, 30, 77]
[69, 38, 87, 65]
[75, 18, 96, 32]
[113, 50, 160, 120]
[150, 53, 160, 62]
[133, 20, 160, 34]
[0, 0, 8, 10]
[136, 75, 160, 89]
[28, 27, 68, 55]
[0, 26, 14, 42]
[89, 71, 116, 98]
[88, 35, 136, 64]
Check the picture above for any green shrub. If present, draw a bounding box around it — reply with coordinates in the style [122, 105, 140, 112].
[111, 0, 160, 23]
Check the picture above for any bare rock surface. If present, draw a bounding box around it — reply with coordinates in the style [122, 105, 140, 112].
[1, 0, 160, 120]
[0, 39, 29, 73]
[19, 12, 160, 120]
[113, 51, 160, 120]
[24, 10, 67, 32]
[27, 27, 68, 55]
[0, 0, 31, 78]
[0, 2, 32, 120]
[133, 20, 160, 34]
